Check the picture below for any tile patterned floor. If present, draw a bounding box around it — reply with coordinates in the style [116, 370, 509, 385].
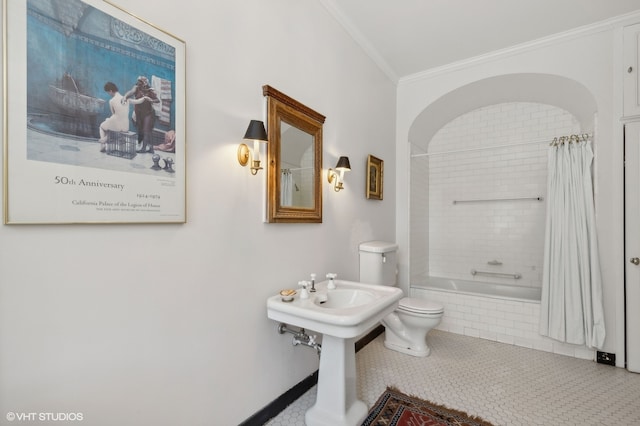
[266, 330, 640, 426]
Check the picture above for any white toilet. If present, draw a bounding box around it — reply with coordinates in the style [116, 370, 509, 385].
[359, 241, 444, 357]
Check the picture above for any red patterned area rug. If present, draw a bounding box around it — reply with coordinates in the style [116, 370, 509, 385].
[361, 387, 494, 426]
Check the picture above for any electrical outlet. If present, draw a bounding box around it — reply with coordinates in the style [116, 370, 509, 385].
[596, 351, 615, 366]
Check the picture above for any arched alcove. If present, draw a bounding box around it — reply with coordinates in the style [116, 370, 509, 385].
[408, 73, 598, 286]
[408, 73, 598, 151]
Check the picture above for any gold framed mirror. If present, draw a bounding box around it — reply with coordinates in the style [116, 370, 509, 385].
[264, 85, 325, 223]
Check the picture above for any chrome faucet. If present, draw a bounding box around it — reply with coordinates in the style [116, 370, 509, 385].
[309, 273, 317, 292]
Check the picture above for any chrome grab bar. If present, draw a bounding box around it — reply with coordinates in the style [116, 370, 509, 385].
[471, 269, 521, 279]
[453, 196, 543, 204]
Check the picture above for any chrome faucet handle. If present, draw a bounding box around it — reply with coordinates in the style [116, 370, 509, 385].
[326, 273, 337, 289]
[298, 280, 310, 299]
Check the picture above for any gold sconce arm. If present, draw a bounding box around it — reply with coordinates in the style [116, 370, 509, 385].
[327, 156, 351, 192]
[238, 120, 267, 176]
[238, 143, 263, 175]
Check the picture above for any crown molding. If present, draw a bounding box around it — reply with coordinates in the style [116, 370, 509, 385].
[400, 10, 640, 85]
[319, 3, 640, 87]
[318, 0, 399, 84]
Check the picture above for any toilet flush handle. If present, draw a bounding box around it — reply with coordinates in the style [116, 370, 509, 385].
[382, 253, 386, 263]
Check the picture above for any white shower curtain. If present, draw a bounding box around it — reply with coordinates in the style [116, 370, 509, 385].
[281, 170, 293, 206]
[539, 139, 606, 349]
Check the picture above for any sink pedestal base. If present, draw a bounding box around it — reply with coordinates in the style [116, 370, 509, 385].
[305, 335, 368, 426]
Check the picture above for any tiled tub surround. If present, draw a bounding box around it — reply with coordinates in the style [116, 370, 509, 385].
[410, 102, 582, 286]
[408, 103, 594, 360]
[411, 277, 596, 361]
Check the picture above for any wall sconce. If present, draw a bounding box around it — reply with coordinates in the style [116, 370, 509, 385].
[327, 156, 351, 192]
[238, 120, 268, 175]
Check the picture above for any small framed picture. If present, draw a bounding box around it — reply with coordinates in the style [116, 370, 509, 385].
[366, 155, 383, 200]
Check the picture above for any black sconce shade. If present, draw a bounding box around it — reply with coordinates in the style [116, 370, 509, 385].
[243, 120, 268, 141]
[335, 156, 351, 171]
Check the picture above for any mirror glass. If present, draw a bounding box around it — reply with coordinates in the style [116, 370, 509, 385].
[280, 122, 314, 208]
[264, 85, 325, 223]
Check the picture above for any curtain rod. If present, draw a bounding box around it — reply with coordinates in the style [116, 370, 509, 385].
[411, 133, 593, 158]
[282, 167, 312, 172]
[549, 133, 592, 146]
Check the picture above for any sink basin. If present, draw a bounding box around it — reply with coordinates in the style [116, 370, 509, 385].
[267, 279, 403, 338]
[314, 288, 376, 309]
[267, 279, 403, 426]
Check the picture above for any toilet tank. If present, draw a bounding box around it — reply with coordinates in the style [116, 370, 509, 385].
[358, 241, 398, 286]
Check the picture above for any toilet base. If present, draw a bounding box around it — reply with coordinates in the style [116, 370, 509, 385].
[383, 338, 431, 357]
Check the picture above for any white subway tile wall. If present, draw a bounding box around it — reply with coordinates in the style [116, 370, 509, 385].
[292, 147, 314, 207]
[410, 102, 581, 287]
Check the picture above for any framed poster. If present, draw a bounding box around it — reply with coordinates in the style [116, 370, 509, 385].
[3, 0, 186, 224]
[366, 155, 383, 200]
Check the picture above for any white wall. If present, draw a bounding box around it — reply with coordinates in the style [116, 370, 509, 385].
[397, 20, 635, 365]
[0, 1, 396, 425]
[409, 145, 429, 280]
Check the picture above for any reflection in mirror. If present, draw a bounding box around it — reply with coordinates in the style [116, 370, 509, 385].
[264, 85, 325, 223]
[280, 123, 314, 207]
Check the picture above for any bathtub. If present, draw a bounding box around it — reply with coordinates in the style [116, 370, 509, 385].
[412, 276, 541, 302]
[410, 276, 594, 360]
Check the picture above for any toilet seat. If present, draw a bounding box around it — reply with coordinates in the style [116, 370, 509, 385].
[397, 297, 444, 315]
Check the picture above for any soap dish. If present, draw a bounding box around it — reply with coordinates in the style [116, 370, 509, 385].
[279, 289, 296, 302]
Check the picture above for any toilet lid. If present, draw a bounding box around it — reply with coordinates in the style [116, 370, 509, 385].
[398, 297, 444, 314]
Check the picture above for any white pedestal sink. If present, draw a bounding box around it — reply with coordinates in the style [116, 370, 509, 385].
[266, 280, 403, 426]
